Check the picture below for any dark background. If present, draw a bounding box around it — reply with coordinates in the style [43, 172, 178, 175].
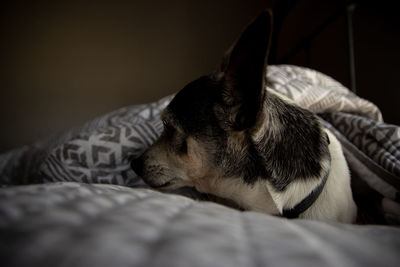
[1, 0, 399, 152]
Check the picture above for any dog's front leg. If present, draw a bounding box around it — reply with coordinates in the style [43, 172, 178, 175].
[194, 176, 279, 214]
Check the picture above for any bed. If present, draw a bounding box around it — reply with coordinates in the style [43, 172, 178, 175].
[1, 65, 399, 267]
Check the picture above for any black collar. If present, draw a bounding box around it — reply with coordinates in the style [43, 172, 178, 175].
[281, 153, 331, 219]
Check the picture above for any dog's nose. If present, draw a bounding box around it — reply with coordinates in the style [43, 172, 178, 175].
[131, 156, 144, 177]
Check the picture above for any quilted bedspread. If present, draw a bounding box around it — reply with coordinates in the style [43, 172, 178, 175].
[1, 183, 399, 267]
[0, 65, 399, 267]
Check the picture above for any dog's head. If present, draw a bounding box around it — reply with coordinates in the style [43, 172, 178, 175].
[131, 10, 329, 213]
[131, 10, 273, 191]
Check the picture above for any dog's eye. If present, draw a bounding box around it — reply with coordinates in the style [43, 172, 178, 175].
[180, 139, 187, 154]
[162, 120, 187, 154]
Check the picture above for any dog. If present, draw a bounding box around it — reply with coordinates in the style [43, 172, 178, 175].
[131, 10, 357, 223]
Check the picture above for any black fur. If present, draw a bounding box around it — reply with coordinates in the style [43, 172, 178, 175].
[256, 94, 330, 191]
[165, 74, 329, 192]
[167, 76, 223, 138]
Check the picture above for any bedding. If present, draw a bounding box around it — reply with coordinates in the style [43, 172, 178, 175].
[1, 182, 399, 267]
[0, 65, 399, 267]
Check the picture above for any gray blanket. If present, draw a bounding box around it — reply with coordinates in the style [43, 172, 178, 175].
[1, 183, 399, 267]
[0, 65, 399, 267]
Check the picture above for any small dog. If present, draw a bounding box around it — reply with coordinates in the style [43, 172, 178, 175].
[131, 10, 357, 223]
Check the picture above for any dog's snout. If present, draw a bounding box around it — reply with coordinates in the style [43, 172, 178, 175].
[131, 156, 144, 176]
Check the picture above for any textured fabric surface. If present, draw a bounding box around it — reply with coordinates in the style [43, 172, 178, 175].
[1, 182, 399, 267]
[323, 112, 400, 176]
[266, 65, 382, 121]
[38, 95, 172, 186]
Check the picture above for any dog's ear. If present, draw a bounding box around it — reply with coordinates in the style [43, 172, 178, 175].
[217, 10, 273, 131]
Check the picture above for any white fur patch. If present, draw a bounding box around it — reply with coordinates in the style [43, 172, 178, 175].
[266, 130, 357, 223]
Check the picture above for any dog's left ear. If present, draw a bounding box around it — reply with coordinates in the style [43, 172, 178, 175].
[217, 10, 273, 131]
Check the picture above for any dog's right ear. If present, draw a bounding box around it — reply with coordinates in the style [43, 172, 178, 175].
[216, 10, 273, 131]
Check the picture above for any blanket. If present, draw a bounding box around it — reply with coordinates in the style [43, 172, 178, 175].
[1, 182, 399, 267]
[0, 65, 399, 267]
